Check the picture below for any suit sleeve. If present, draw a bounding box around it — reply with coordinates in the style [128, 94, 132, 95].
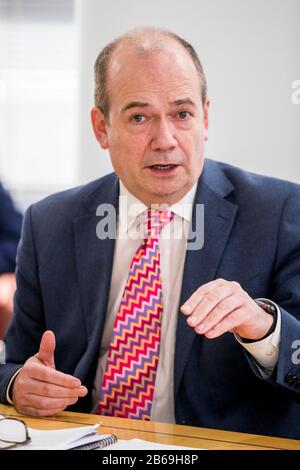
[245, 185, 300, 400]
[0, 183, 23, 273]
[0, 205, 45, 404]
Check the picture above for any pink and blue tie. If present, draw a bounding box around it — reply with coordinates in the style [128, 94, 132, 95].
[98, 208, 173, 420]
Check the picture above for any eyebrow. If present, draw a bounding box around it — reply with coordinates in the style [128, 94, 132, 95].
[121, 98, 196, 113]
[122, 102, 149, 113]
[170, 98, 196, 107]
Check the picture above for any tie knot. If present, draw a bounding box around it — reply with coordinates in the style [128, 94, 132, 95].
[145, 208, 174, 238]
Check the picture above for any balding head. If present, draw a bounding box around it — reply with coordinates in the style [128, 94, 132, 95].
[94, 27, 207, 120]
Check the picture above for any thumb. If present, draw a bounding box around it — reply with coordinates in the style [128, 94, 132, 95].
[36, 330, 56, 369]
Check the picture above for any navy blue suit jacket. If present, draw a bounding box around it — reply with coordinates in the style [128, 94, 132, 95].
[1, 159, 300, 439]
[0, 183, 22, 273]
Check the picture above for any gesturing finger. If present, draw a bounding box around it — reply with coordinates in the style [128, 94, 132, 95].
[192, 294, 245, 334]
[181, 278, 226, 315]
[29, 378, 88, 399]
[204, 307, 245, 339]
[24, 394, 79, 410]
[28, 361, 82, 389]
[182, 281, 240, 327]
[21, 405, 70, 418]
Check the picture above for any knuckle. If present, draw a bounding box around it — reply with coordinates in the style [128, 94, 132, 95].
[35, 396, 48, 408]
[43, 369, 53, 383]
[69, 397, 78, 405]
[65, 374, 75, 385]
[230, 280, 241, 289]
[15, 399, 24, 410]
[219, 299, 231, 312]
[197, 282, 207, 291]
[26, 361, 39, 378]
[34, 408, 46, 417]
[52, 409, 64, 416]
[207, 293, 221, 304]
[40, 383, 52, 396]
[228, 310, 240, 323]
[56, 399, 65, 408]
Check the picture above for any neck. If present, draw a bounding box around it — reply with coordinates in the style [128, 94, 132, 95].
[137, 187, 195, 207]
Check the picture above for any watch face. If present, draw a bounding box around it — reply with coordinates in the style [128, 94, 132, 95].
[255, 300, 277, 315]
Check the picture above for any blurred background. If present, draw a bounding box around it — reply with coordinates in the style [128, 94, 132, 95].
[0, 0, 299, 212]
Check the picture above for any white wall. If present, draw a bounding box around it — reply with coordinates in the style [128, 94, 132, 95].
[77, 0, 300, 184]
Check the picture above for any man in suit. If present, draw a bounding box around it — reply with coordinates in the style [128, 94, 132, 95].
[1, 27, 300, 439]
[0, 183, 22, 338]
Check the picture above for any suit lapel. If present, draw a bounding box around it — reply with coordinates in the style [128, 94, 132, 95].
[174, 160, 238, 399]
[73, 175, 119, 341]
[71, 162, 238, 401]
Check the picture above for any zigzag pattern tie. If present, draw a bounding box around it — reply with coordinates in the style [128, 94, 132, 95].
[98, 208, 174, 420]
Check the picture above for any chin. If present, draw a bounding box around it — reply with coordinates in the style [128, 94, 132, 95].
[146, 189, 183, 206]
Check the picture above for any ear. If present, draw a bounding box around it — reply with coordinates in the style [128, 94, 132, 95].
[203, 99, 210, 141]
[91, 106, 109, 149]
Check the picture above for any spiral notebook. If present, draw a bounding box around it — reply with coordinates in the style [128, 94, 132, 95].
[70, 432, 117, 450]
[14, 424, 117, 450]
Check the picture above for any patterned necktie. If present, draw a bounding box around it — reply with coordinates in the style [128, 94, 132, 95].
[98, 208, 174, 420]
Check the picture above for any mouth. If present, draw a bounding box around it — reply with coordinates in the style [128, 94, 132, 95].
[147, 164, 179, 175]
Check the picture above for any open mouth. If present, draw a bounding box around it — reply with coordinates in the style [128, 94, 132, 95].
[148, 164, 178, 171]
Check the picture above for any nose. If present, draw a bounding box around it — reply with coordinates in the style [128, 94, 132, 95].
[150, 118, 178, 152]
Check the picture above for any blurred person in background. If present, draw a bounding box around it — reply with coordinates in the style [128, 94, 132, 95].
[0, 182, 22, 339]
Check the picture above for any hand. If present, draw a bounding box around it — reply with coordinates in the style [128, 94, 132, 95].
[12, 330, 88, 417]
[0, 273, 16, 338]
[181, 279, 273, 340]
[0, 273, 16, 311]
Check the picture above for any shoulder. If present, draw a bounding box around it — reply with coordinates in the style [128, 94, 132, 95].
[28, 172, 118, 222]
[0, 183, 22, 228]
[205, 159, 300, 208]
[0, 182, 13, 208]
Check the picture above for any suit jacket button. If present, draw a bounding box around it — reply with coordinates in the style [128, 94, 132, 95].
[292, 375, 298, 385]
[285, 373, 296, 384]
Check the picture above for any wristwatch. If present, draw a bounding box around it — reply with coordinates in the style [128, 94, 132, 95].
[254, 299, 277, 316]
[239, 299, 278, 343]
[253, 299, 278, 339]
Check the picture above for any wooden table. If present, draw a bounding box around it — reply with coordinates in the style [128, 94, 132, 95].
[1, 404, 300, 450]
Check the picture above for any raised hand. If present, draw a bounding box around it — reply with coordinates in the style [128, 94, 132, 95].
[181, 279, 273, 340]
[12, 331, 88, 416]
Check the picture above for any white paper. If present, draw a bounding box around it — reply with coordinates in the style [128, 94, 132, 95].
[1, 416, 204, 450]
[106, 438, 204, 450]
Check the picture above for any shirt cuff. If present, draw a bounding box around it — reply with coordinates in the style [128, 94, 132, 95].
[6, 367, 23, 404]
[235, 299, 281, 372]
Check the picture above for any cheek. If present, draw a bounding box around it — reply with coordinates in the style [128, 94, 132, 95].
[109, 142, 141, 178]
[119, 132, 149, 165]
[112, 126, 147, 150]
[178, 134, 205, 174]
[179, 132, 202, 157]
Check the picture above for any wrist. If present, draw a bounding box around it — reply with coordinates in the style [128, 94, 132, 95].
[240, 299, 277, 343]
[6, 367, 23, 405]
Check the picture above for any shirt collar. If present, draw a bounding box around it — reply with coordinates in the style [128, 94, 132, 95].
[118, 180, 198, 235]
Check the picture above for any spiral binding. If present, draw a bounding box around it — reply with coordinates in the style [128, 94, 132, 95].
[71, 434, 118, 450]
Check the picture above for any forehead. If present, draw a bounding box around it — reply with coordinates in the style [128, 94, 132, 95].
[107, 41, 201, 108]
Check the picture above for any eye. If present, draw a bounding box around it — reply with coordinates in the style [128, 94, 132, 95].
[130, 114, 145, 123]
[178, 111, 192, 120]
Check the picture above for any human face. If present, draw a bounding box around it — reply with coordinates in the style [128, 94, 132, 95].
[91, 42, 209, 206]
